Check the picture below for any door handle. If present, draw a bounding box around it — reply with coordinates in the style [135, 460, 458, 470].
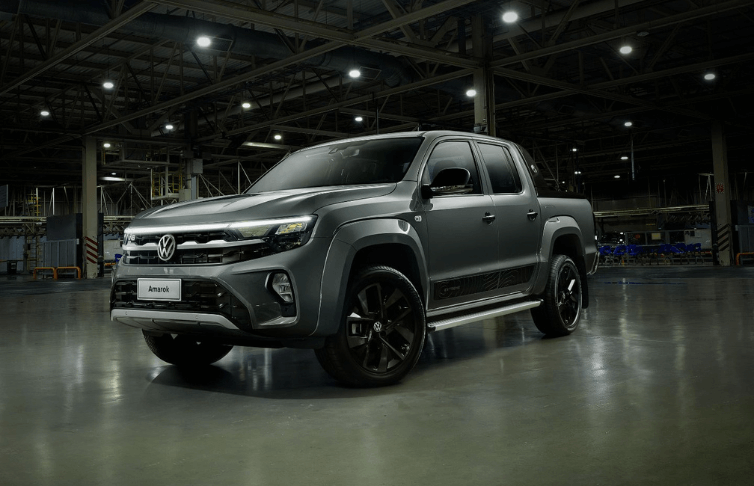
[482, 212, 496, 224]
[527, 210, 539, 221]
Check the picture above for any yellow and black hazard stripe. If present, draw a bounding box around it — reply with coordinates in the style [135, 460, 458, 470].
[716, 223, 731, 253]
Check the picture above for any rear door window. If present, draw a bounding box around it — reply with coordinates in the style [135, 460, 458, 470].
[477, 143, 522, 194]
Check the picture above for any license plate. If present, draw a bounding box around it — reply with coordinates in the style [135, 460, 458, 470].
[137, 278, 181, 301]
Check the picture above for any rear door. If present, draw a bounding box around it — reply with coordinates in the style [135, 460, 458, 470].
[475, 142, 542, 293]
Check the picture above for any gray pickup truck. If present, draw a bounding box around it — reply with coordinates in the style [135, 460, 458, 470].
[111, 130, 598, 386]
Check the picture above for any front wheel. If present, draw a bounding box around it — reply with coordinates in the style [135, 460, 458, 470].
[143, 332, 233, 366]
[531, 254, 583, 336]
[315, 265, 426, 387]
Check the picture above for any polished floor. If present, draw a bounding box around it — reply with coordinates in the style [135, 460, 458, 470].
[1, 267, 754, 485]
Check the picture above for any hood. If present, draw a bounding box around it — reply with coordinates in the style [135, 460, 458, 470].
[129, 184, 396, 229]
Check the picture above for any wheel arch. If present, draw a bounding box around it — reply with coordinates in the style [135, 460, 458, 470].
[315, 218, 428, 337]
[533, 216, 590, 308]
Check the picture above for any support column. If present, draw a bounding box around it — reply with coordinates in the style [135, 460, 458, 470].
[471, 16, 495, 136]
[712, 121, 732, 266]
[82, 137, 99, 278]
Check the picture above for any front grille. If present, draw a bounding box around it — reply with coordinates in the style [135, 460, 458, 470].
[122, 243, 274, 266]
[129, 231, 233, 246]
[111, 279, 252, 330]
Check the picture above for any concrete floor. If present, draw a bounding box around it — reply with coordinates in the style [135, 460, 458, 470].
[1, 267, 754, 485]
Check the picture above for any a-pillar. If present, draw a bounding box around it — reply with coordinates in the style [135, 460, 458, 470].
[472, 15, 495, 136]
[712, 121, 732, 266]
[82, 137, 99, 278]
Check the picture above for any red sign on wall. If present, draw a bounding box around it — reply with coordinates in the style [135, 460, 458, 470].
[716, 183, 725, 194]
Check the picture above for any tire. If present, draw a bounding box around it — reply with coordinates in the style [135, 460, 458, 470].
[314, 265, 426, 387]
[143, 332, 233, 366]
[530, 254, 583, 336]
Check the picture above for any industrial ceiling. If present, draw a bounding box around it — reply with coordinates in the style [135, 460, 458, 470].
[0, 0, 752, 213]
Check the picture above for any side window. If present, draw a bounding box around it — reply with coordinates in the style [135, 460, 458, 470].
[478, 143, 522, 194]
[423, 141, 482, 195]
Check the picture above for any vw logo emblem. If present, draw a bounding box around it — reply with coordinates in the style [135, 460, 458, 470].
[157, 234, 176, 262]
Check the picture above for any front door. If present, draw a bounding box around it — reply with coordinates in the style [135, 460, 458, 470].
[421, 140, 499, 309]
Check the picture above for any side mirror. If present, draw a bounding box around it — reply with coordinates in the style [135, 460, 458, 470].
[421, 167, 473, 198]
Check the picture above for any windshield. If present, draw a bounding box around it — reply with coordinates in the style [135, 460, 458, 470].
[248, 137, 424, 192]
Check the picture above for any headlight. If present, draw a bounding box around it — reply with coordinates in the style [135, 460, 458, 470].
[230, 216, 316, 252]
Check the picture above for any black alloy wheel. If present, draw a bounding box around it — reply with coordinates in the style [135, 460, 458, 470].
[315, 265, 426, 387]
[555, 260, 580, 329]
[531, 254, 583, 336]
[346, 279, 417, 373]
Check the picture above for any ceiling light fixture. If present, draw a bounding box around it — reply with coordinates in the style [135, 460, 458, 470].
[704, 72, 716, 81]
[575, 171, 582, 175]
[196, 36, 211, 47]
[502, 11, 518, 23]
[165, 124, 174, 131]
[624, 121, 633, 127]
[348, 69, 361, 78]
[103, 142, 111, 148]
[40, 109, 50, 117]
[466, 89, 477, 97]
[619, 45, 633, 55]
[242, 102, 252, 109]
[614, 175, 621, 179]
[273, 134, 282, 141]
[621, 155, 629, 160]
[571, 147, 578, 152]
[102, 81, 114, 89]
[354, 116, 363, 122]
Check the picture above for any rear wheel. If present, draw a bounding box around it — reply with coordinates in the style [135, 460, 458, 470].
[315, 265, 426, 387]
[143, 332, 233, 366]
[531, 254, 582, 336]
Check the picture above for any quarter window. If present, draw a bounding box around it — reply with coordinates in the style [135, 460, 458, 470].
[423, 141, 482, 194]
[478, 143, 522, 194]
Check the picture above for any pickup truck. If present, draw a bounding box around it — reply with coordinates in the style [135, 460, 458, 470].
[111, 131, 598, 386]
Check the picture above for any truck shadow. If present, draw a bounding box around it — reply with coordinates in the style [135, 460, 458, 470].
[145, 315, 544, 399]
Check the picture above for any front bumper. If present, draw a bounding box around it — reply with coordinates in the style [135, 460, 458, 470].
[110, 236, 331, 340]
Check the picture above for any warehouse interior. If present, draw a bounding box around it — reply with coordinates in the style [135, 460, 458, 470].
[1, 0, 754, 484]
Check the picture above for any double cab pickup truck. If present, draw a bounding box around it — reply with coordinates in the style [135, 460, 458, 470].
[111, 131, 598, 386]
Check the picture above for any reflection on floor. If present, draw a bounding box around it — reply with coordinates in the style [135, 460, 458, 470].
[1, 267, 754, 485]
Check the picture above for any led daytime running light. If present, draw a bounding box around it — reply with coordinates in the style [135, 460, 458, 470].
[124, 216, 313, 235]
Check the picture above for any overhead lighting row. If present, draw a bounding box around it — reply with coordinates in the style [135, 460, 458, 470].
[496, 11, 720, 80]
[41, 33, 720, 136]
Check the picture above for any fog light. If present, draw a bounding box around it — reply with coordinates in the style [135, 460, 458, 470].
[270, 272, 294, 303]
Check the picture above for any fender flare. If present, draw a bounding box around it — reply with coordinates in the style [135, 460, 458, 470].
[532, 216, 588, 302]
[313, 218, 428, 337]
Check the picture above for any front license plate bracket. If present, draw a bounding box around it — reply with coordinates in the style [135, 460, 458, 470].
[137, 278, 182, 301]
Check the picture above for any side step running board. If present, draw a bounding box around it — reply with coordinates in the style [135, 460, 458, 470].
[427, 300, 542, 333]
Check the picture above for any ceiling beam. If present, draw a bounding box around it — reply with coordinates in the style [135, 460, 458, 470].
[155, 0, 478, 68]
[269, 125, 349, 139]
[453, 51, 754, 126]
[490, 0, 751, 68]
[0, 1, 155, 97]
[203, 68, 474, 141]
[9, 0, 481, 155]
[493, 66, 712, 121]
